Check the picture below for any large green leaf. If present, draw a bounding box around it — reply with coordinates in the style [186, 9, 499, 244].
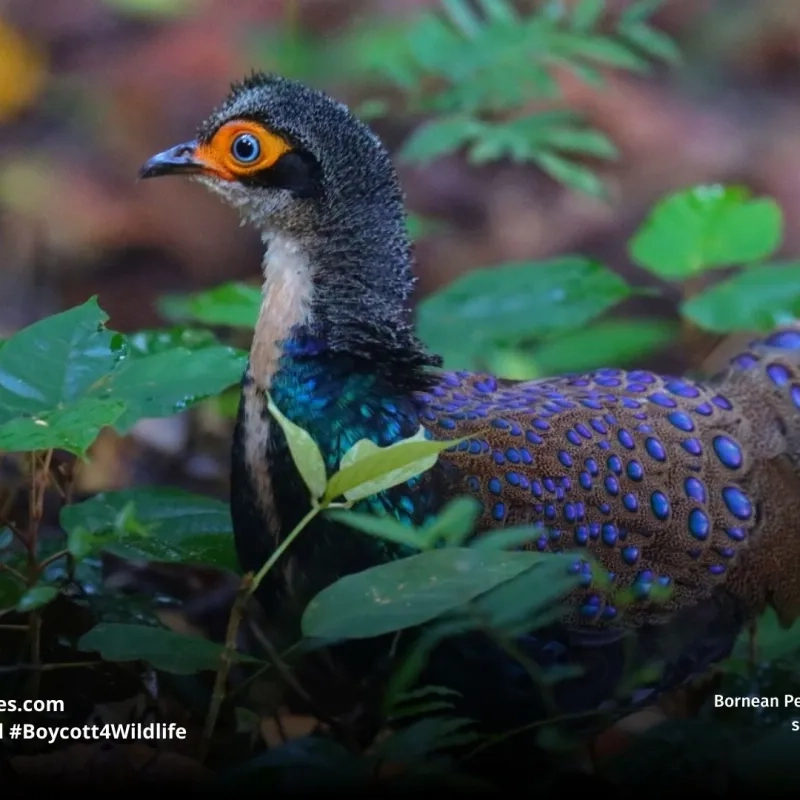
[630, 185, 783, 280]
[0, 398, 125, 457]
[60, 488, 238, 570]
[681, 262, 800, 332]
[416, 257, 631, 370]
[301, 547, 563, 640]
[78, 622, 260, 674]
[0, 297, 121, 423]
[94, 345, 247, 433]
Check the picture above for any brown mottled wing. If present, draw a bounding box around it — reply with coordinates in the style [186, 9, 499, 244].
[418, 367, 761, 628]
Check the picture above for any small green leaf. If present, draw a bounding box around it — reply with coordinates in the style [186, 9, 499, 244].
[619, 21, 681, 64]
[566, 35, 652, 71]
[621, 0, 666, 23]
[571, 0, 604, 32]
[0, 572, 26, 612]
[325, 508, 425, 550]
[267, 393, 327, 502]
[60, 488, 238, 570]
[16, 585, 59, 612]
[182, 281, 261, 329]
[79, 622, 261, 674]
[0, 398, 126, 457]
[324, 427, 464, 504]
[399, 115, 484, 163]
[126, 327, 225, 356]
[681, 262, 800, 333]
[630, 185, 783, 280]
[421, 496, 482, 547]
[469, 524, 548, 551]
[534, 150, 607, 198]
[301, 548, 556, 640]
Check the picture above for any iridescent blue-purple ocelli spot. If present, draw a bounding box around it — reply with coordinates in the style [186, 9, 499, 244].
[533, 418, 550, 431]
[717, 546, 736, 559]
[590, 418, 608, 434]
[467, 476, 480, 492]
[650, 491, 670, 520]
[708, 564, 726, 575]
[580, 595, 602, 618]
[558, 450, 572, 468]
[665, 380, 700, 398]
[694, 402, 713, 416]
[645, 437, 666, 462]
[684, 476, 706, 503]
[563, 503, 576, 523]
[544, 478, 556, 493]
[601, 523, 618, 546]
[532, 480, 543, 497]
[602, 605, 617, 620]
[627, 460, 644, 481]
[622, 492, 639, 512]
[713, 435, 743, 470]
[545, 504, 556, 520]
[688, 508, 710, 540]
[765, 330, 800, 349]
[506, 471, 520, 487]
[621, 546, 639, 565]
[617, 429, 635, 450]
[792, 384, 800, 409]
[589, 522, 601, 539]
[607, 455, 622, 474]
[488, 477, 502, 495]
[505, 447, 521, 463]
[575, 423, 592, 439]
[492, 502, 505, 521]
[725, 526, 746, 542]
[575, 526, 588, 545]
[604, 476, 619, 496]
[712, 395, 733, 410]
[493, 451, 505, 465]
[649, 391, 677, 408]
[667, 411, 694, 432]
[585, 458, 599, 476]
[681, 438, 703, 457]
[767, 363, 791, 387]
[579, 471, 592, 490]
[599, 502, 611, 515]
[566, 430, 581, 446]
[732, 353, 758, 369]
[526, 431, 543, 445]
[722, 487, 752, 520]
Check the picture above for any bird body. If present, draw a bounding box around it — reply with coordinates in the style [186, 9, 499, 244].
[140, 73, 800, 736]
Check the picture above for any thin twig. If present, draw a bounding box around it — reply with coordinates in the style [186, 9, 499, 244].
[198, 571, 254, 762]
[0, 660, 101, 674]
[0, 561, 27, 584]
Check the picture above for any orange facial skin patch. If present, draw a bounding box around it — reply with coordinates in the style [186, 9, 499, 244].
[194, 120, 292, 181]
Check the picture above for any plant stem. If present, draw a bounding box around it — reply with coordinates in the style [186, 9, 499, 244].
[198, 571, 254, 763]
[0, 561, 27, 584]
[251, 503, 321, 594]
[36, 549, 69, 575]
[199, 500, 335, 761]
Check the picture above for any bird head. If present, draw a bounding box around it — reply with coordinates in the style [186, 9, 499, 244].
[139, 72, 401, 241]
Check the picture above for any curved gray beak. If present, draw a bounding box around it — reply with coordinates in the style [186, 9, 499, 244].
[139, 140, 202, 179]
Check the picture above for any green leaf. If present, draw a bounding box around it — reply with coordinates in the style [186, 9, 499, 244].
[267, 393, 327, 502]
[97, 345, 247, 433]
[16, 585, 59, 612]
[0, 572, 25, 613]
[529, 318, 677, 373]
[399, 115, 483, 163]
[421, 496, 482, 547]
[564, 35, 651, 71]
[0, 297, 121, 424]
[620, 21, 681, 64]
[468, 524, 548, 551]
[571, 0, 604, 32]
[416, 257, 631, 370]
[534, 150, 606, 198]
[323, 427, 464, 504]
[629, 185, 783, 280]
[78, 622, 260, 674]
[301, 547, 557, 640]
[180, 281, 261, 329]
[0, 397, 125, 457]
[60, 488, 238, 570]
[125, 326, 225, 357]
[621, 0, 666, 23]
[730, 608, 800, 665]
[681, 262, 800, 333]
[325, 509, 425, 550]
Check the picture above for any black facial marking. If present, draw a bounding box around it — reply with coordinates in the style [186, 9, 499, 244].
[240, 150, 323, 199]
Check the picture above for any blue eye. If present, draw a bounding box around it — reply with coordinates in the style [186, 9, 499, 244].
[231, 133, 260, 163]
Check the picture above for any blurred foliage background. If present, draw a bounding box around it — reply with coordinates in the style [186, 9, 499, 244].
[4, 0, 800, 504]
